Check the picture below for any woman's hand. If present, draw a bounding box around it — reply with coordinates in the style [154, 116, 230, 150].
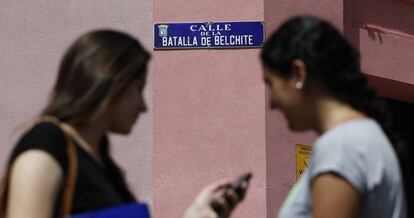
[183, 177, 250, 218]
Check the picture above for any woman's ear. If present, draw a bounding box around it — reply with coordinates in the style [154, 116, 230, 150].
[291, 59, 307, 90]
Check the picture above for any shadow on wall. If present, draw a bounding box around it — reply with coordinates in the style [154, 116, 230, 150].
[343, 0, 414, 102]
[386, 99, 414, 217]
[344, 0, 414, 47]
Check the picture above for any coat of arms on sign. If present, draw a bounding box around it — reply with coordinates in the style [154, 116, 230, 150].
[158, 25, 169, 37]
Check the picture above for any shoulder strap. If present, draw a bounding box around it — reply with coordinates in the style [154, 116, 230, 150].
[0, 164, 11, 218]
[0, 116, 78, 218]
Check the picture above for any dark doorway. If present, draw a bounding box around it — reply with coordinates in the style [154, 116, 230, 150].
[386, 98, 414, 216]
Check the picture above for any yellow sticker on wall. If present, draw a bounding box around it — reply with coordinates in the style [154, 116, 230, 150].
[296, 144, 312, 180]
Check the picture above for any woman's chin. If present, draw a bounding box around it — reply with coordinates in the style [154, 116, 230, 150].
[287, 119, 308, 132]
[109, 125, 133, 135]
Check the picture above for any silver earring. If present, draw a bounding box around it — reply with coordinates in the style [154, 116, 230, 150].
[295, 82, 303, 90]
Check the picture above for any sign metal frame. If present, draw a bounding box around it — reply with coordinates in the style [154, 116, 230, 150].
[153, 21, 265, 50]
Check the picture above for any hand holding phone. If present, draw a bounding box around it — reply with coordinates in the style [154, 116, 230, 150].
[183, 174, 252, 218]
[210, 172, 252, 217]
[232, 172, 252, 199]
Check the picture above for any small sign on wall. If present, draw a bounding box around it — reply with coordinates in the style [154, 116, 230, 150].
[296, 144, 312, 180]
[153, 21, 265, 49]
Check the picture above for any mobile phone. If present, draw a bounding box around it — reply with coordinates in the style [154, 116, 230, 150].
[210, 172, 253, 216]
[232, 172, 252, 197]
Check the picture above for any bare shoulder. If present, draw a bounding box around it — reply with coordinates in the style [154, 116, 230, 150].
[11, 149, 63, 181]
[7, 149, 63, 218]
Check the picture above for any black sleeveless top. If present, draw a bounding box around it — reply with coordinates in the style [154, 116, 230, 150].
[8, 122, 135, 215]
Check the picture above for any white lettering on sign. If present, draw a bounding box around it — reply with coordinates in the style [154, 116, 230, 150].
[162, 36, 199, 47]
[201, 37, 212, 46]
[190, 23, 232, 32]
[213, 35, 253, 46]
[155, 22, 264, 49]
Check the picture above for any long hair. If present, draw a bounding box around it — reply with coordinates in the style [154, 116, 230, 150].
[43, 30, 151, 202]
[261, 15, 411, 214]
[42, 30, 150, 126]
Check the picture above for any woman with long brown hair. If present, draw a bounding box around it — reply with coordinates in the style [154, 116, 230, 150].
[0, 30, 248, 218]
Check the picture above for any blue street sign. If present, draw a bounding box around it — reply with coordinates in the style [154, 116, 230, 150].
[154, 21, 265, 49]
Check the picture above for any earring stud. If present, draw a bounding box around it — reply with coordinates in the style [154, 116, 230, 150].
[295, 82, 303, 90]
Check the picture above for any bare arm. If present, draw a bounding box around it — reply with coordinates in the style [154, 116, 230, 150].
[312, 173, 360, 218]
[6, 150, 63, 218]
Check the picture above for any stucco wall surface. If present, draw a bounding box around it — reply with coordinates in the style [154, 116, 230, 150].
[153, 0, 266, 217]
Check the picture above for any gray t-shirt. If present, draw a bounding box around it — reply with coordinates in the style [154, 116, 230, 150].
[279, 119, 406, 218]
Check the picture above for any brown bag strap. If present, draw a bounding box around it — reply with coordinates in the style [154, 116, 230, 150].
[0, 116, 78, 218]
[0, 165, 11, 218]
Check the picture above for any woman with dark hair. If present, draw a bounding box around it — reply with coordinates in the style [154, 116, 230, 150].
[0, 30, 248, 218]
[261, 16, 406, 217]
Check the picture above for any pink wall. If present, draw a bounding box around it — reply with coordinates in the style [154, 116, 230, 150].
[153, 0, 266, 218]
[2, 1, 413, 217]
[264, 0, 344, 35]
[264, 1, 343, 217]
[0, 0, 154, 205]
[152, 1, 349, 217]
